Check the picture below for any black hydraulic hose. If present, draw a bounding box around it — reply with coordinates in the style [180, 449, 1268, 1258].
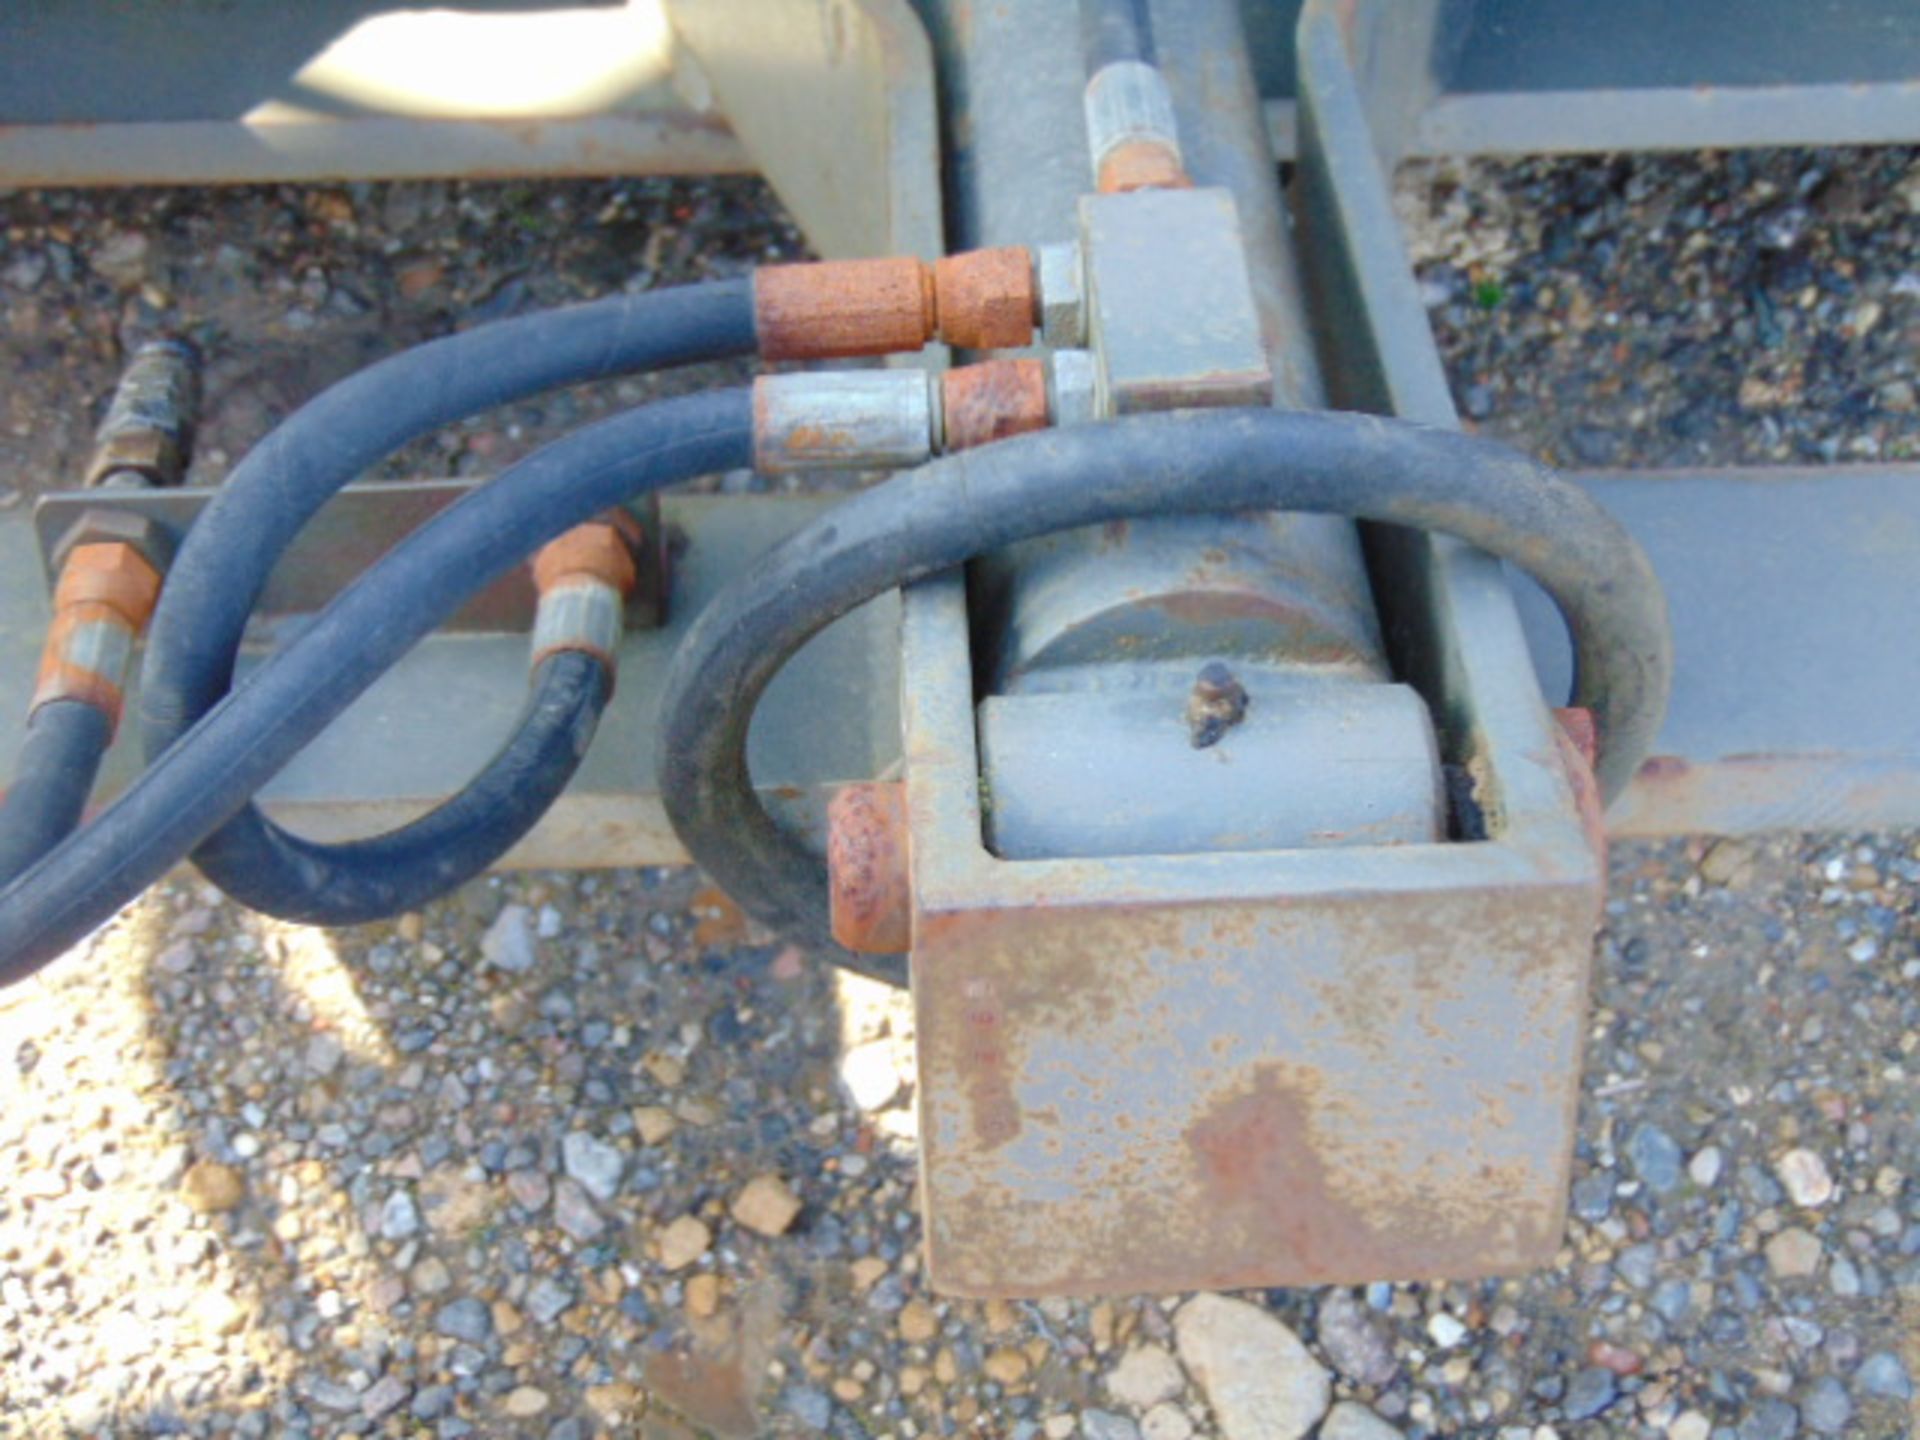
[190, 652, 610, 926]
[0, 701, 113, 887]
[659, 407, 1671, 971]
[1083, 0, 1155, 70]
[138, 278, 756, 920]
[0, 388, 753, 986]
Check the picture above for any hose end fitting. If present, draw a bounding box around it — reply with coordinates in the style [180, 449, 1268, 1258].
[754, 257, 936, 361]
[1084, 59, 1189, 193]
[941, 359, 1049, 452]
[530, 515, 641, 679]
[86, 337, 201, 490]
[32, 541, 165, 734]
[932, 247, 1038, 351]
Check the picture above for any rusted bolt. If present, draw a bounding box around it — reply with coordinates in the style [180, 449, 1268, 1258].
[932, 246, 1037, 352]
[754, 256, 936, 361]
[1186, 660, 1249, 749]
[941, 359, 1049, 453]
[827, 781, 912, 954]
[32, 541, 164, 731]
[531, 512, 642, 599]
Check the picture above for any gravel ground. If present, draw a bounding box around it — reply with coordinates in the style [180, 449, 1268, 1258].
[2, 150, 1918, 1440]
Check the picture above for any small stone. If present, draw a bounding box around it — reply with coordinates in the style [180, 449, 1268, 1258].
[182, 1159, 246, 1214]
[1738, 1399, 1798, 1440]
[304, 1032, 345, 1076]
[1800, 1375, 1850, 1434]
[303, 1376, 364, 1412]
[409, 1256, 452, 1295]
[685, 1273, 722, 1318]
[832, 1377, 864, 1404]
[503, 1386, 550, 1418]
[1107, 1345, 1185, 1409]
[1855, 1352, 1912, 1399]
[481, 904, 538, 972]
[1563, 1367, 1617, 1421]
[1141, 1403, 1195, 1440]
[1427, 1312, 1468, 1348]
[361, 1376, 410, 1420]
[435, 1297, 493, 1343]
[1775, 1148, 1835, 1207]
[985, 1347, 1032, 1386]
[1765, 1227, 1823, 1278]
[1315, 1290, 1397, 1387]
[552, 1177, 605, 1243]
[849, 1256, 888, 1292]
[657, 1215, 712, 1270]
[643, 1052, 685, 1088]
[731, 1173, 803, 1237]
[89, 230, 150, 287]
[1045, 1416, 1079, 1440]
[585, 1383, 642, 1423]
[898, 1299, 940, 1344]
[381, 1188, 421, 1240]
[1688, 1146, 1723, 1188]
[1627, 1124, 1683, 1193]
[1669, 1412, 1712, 1440]
[506, 1168, 551, 1212]
[1320, 1401, 1405, 1440]
[1081, 1410, 1143, 1440]
[1699, 838, 1758, 886]
[1175, 1293, 1329, 1440]
[412, 1384, 454, 1420]
[783, 1386, 834, 1430]
[190, 1290, 246, 1337]
[561, 1131, 624, 1201]
[840, 1040, 902, 1111]
[526, 1277, 574, 1325]
[634, 1106, 677, 1144]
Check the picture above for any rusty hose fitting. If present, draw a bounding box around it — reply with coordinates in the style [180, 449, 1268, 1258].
[941, 358, 1049, 453]
[753, 248, 1036, 360]
[85, 337, 200, 490]
[32, 541, 165, 732]
[1084, 59, 1189, 193]
[529, 514, 643, 677]
[932, 247, 1038, 352]
[827, 781, 912, 954]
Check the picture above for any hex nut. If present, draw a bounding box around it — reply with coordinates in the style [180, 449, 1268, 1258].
[933, 246, 1036, 351]
[49, 505, 176, 579]
[1036, 242, 1086, 348]
[1048, 350, 1100, 427]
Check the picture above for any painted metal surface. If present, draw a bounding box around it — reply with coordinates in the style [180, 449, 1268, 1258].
[903, 571, 1599, 1295]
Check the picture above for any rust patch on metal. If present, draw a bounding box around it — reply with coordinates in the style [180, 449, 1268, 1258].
[753, 256, 935, 360]
[827, 781, 912, 954]
[932, 245, 1035, 350]
[32, 540, 163, 730]
[941, 358, 1048, 452]
[1096, 138, 1192, 194]
[531, 514, 641, 598]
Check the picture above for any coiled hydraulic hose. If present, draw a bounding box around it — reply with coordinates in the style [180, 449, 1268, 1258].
[0, 388, 753, 986]
[658, 407, 1672, 975]
[139, 280, 756, 924]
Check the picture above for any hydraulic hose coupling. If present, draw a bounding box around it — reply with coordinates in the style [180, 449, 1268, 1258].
[32, 542, 164, 733]
[529, 515, 642, 680]
[85, 337, 200, 490]
[752, 359, 1054, 474]
[752, 248, 1038, 360]
[1084, 59, 1190, 193]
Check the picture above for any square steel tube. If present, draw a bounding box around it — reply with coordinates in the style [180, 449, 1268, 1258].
[904, 571, 1601, 1297]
